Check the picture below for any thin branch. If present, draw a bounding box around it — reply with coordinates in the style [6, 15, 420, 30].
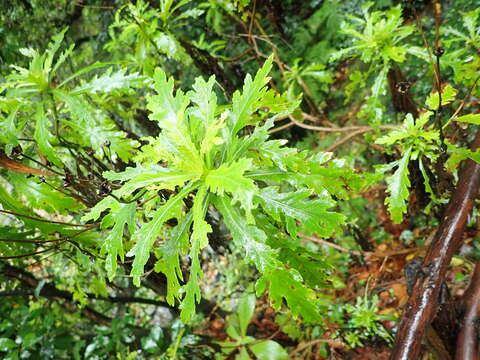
[299, 233, 364, 256]
[325, 128, 371, 152]
[300, 233, 420, 259]
[289, 338, 347, 357]
[268, 121, 295, 133]
[288, 116, 398, 133]
[0, 209, 95, 227]
[0, 290, 171, 308]
[0, 246, 59, 259]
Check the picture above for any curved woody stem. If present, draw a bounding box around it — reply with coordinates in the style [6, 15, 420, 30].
[390, 131, 480, 360]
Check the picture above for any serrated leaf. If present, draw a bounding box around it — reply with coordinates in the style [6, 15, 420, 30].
[180, 185, 211, 322]
[103, 167, 146, 181]
[214, 196, 275, 273]
[227, 118, 273, 163]
[230, 55, 274, 136]
[33, 104, 60, 166]
[155, 212, 193, 304]
[205, 158, 257, 220]
[44, 27, 68, 74]
[454, 113, 480, 125]
[103, 202, 136, 280]
[128, 185, 194, 286]
[256, 186, 344, 238]
[425, 84, 457, 110]
[188, 75, 225, 163]
[113, 168, 199, 198]
[189, 76, 217, 137]
[256, 139, 305, 172]
[206, 158, 255, 195]
[295, 155, 377, 200]
[81, 196, 119, 223]
[0, 105, 19, 145]
[55, 91, 138, 161]
[384, 147, 412, 223]
[215, 196, 321, 322]
[147, 68, 204, 174]
[278, 248, 331, 288]
[72, 67, 145, 94]
[256, 268, 321, 323]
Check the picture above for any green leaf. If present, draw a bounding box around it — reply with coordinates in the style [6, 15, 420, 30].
[206, 158, 255, 194]
[102, 202, 136, 280]
[72, 68, 145, 94]
[180, 185, 211, 322]
[250, 340, 288, 360]
[205, 158, 257, 220]
[230, 55, 274, 136]
[81, 196, 119, 223]
[214, 196, 275, 273]
[215, 196, 321, 322]
[55, 90, 138, 162]
[44, 27, 68, 74]
[113, 169, 198, 198]
[33, 104, 59, 166]
[237, 292, 256, 336]
[256, 268, 321, 322]
[0, 105, 19, 145]
[154, 212, 193, 304]
[128, 185, 194, 286]
[384, 147, 412, 223]
[256, 186, 344, 238]
[146, 68, 204, 174]
[425, 84, 457, 110]
[454, 113, 480, 125]
[0, 338, 17, 351]
[189, 75, 219, 151]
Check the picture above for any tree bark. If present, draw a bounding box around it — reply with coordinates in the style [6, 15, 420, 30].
[390, 131, 480, 360]
[455, 260, 480, 360]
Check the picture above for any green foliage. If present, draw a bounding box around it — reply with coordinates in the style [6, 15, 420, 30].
[215, 290, 288, 360]
[341, 294, 394, 348]
[332, 2, 414, 64]
[86, 55, 359, 323]
[4, 0, 480, 358]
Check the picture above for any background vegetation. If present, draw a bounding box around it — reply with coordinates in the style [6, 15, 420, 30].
[1, 0, 480, 359]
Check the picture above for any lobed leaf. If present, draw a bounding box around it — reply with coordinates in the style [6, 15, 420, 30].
[127, 185, 194, 286]
[256, 186, 344, 238]
[384, 147, 412, 223]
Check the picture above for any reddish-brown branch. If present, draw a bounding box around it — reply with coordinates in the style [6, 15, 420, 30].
[456, 261, 480, 360]
[390, 131, 480, 360]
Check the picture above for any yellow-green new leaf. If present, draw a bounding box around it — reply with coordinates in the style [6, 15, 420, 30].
[426, 84, 457, 110]
[205, 158, 257, 220]
[454, 113, 480, 125]
[113, 169, 199, 197]
[230, 55, 274, 136]
[147, 68, 204, 174]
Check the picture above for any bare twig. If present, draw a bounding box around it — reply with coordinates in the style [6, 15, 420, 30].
[299, 233, 420, 258]
[0, 209, 95, 227]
